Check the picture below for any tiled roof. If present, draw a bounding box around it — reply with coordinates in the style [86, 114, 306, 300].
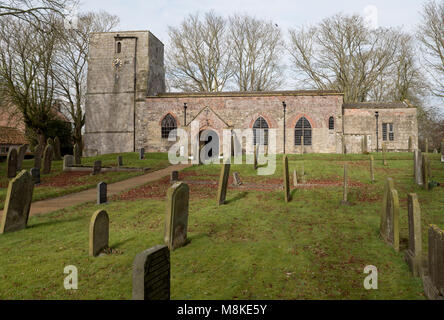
[149, 90, 343, 98]
[0, 126, 28, 145]
[343, 102, 412, 109]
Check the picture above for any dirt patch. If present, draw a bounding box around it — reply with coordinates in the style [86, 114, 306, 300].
[38, 172, 91, 188]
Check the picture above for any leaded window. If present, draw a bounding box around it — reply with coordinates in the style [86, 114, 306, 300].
[382, 123, 394, 141]
[161, 114, 177, 139]
[295, 117, 312, 146]
[329, 116, 334, 130]
[253, 117, 269, 146]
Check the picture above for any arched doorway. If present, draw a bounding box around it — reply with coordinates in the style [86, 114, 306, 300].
[199, 129, 220, 163]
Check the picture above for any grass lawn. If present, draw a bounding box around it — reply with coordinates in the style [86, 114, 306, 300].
[0, 153, 442, 299]
[0, 152, 171, 210]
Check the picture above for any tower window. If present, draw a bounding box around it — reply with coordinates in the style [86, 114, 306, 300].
[253, 117, 269, 146]
[328, 116, 335, 130]
[382, 123, 395, 141]
[295, 117, 312, 146]
[161, 114, 177, 139]
[116, 42, 122, 54]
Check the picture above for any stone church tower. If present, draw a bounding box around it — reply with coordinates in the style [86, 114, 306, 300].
[84, 31, 165, 156]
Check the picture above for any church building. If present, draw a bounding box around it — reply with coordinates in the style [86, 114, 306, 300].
[84, 30, 418, 156]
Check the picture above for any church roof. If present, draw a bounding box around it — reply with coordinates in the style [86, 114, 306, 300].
[343, 101, 412, 109]
[0, 126, 28, 145]
[148, 90, 343, 98]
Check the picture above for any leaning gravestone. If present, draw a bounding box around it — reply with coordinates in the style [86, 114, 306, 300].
[17, 144, 27, 171]
[97, 182, 107, 205]
[170, 171, 179, 183]
[92, 160, 102, 175]
[380, 178, 400, 252]
[283, 155, 291, 203]
[341, 164, 350, 205]
[422, 154, 430, 190]
[404, 193, 422, 277]
[422, 225, 444, 300]
[164, 182, 189, 251]
[30, 168, 40, 185]
[42, 144, 53, 175]
[7, 148, 18, 179]
[117, 156, 123, 167]
[54, 137, 62, 161]
[63, 155, 74, 171]
[132, 245, 170, 300]
[73, 143, 81, 165]
[233, 172, 242, 186]
[139, 148, 145, 160]
[217, 163, 231, 205]
[89, 209, 109, 257]
[0, 170, 35, 234]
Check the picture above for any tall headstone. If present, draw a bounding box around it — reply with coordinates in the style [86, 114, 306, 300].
[164, 182, 189, 251]
[132, 245, 170, 300]
[341, 164, 350, 205]
[422, 225, 444, 300]
[217, 163, 230, 205]
[89, 210, 109, 257]
[30, 168, 40, 185]
[414, 150, 423, 185]
[293, 169, 298, 187]
[233, 172, 242, 186]
[54, 137, 62, 161]
[380, 178, 395, 241]
[117, 156, 123, 167]
[283, 155, 291, 203]
[17, 144, 27, 171]
[0, 170, 35, 234]
[92, 160, 102, 175]
[408, 136, 413, 153]
[63, 155, 74, 171]
[6, 148, 17, 179]
[425, 138, 429, 154]
[441, 139, 444, 163]
[97, 182, 107, 204]
[404, 194, 422, 277]
[370, 155, 375, 183]
[42, 144, 53, 175]
[380, 178, 400, 252]
[73, 143, 81, 165]
[46, 138, 54, 160]
[33, 143, 43, 169]
[253, 145, 258, 170]
[139, 148, 145, 160]
[422, 154, 430, 190]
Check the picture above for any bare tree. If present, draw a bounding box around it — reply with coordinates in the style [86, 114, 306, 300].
[418, 0, 444, 97]
[52, 11, 119, 153]
[228, 15, 284, 91]
[288, 14, 400, 102]
[166, 11, 234, 92]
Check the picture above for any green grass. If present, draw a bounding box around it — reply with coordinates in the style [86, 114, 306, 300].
[0, 152, 171, 209]
[0, 153, 443, 299]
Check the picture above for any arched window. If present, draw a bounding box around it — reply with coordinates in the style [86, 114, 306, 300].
[329, 116, 335, 130]
[295, 117, 312, 146]
[161, 114, 177, 139]
[116, 42, 122, 53]
[253, 117, 269, 145]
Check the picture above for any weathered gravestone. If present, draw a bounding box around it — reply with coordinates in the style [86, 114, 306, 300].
[422, 154, 430, 190]
[425, 138, 429, 154]
[6, 148, 17, 179]
[164, 182, 189, 251]
[433, 149, 438, 154]
[414, 150, 423, 185]
[370, 155, 375, 183]
[382, 143, 388, 166]
[233, 172, 242, 186]
[0, 170, 34, 234]
[92, 160, 102, 175]
[132, 245, 170, 300]
[293, 169, 298, 187]
[89, 209, 109, 257]
[253, 145, 258, 170]
[42, 144, 53, 175]
[217, 163, 231, 205]
[30, 168, 40, 185]
[170, 171, 179, 183]
[301, 162, 306, 184]
[139, 148, 145, 160]
[17, 144, 27, 171]
[33, 143, 43, 169]
[283, 155, 291, 203]
[97, 182, 107, 205]
[63, 155, 74, 171]
[46, 138, 54, 160]
[408, 136, 413, 153]
[404, 193, 422, 277]
[380, 178, 399, 252]
[422, 225, 444, 300]
[73, 143, 81, 165]
[441, 139, 444, 163]
[54, 137, 62, 160]
[341, 164, 350, 205]
[117, 156, 123, 167]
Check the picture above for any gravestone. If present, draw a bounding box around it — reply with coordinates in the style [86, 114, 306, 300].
[30, 168, 40, 185]
[382, 143, 387, 166]
[164, 182, 189, 251]
[217, 163, 230, 205]
[63, 155, 74, 171]
[341, 164, 350, 205]
[7, 148, 17, 179]
[433, 149, 438, 154]
[33, 143, 43, 169]
[422, 225, 444, 300]
[422, 154, 430, 190]
[283, 155, 291, 203]
[441, 139, 444, 163]
[301, 136, 305, 155]
[301, 162, 306, 184]
[414, 150, 423, 185]
[42, 144, 53, 174]
[73, 143, 81, 165]
[89, 210, 109, 257]
[293, 169, 298, 187]
[370, 155, 375, 183]
[139, 148, 145, 160]
[97, 182, 107, 204]
[233, 172, 242, 186]
[170, 171, 179, 183]
[46, 138, 54, 160]
[362, 135, 368, 154]
[408, 136, 413, 153]
[54, 137, 62, 160]
[92, 160, 102, 175]
[132, 245, 170, 300]
[117, 156, 123, 167]
[380, 178, 400, 252]
[404, 193, 422, 277]
[17, 144, 27, 171]
[253, 145, 258, 170]
[0, 170, 35, 234]
[425, 138, 429, 154]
